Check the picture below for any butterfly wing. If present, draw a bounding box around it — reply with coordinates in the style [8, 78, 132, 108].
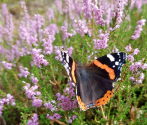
[59, 50, 77, 85]
[76, 52, 126, 110]
[59, 51, 126, 111]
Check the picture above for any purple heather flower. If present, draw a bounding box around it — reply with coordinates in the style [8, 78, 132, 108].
[53, 113, 62, 120]
[57, 91, 77, 111]
[1, 4, 14, 41]
[44, 24, 59, 36]
[68, 117, 72, 123]
[0, 94, 15, 115]
[55, 0, 63, 14]
[20, 1, 30, 20]
[115, 0, 127, 25]
[44, 101, 56, 111]
[67, 47, 73, 56]
[87, 55, 91, 60]
[93, 30, 109, 50]
[141, 63, 147, 69]
[125, 44, 132, 52]
[46, 8, 55, 22]
[42, 36, 54, 55]
[93, 5, 106, 26]
[82, 0, 92, 19]
[72, 115, 77, 120]
[32, 98, 42, 107]
[1, 61, 13, 70]
[56, 93, 61, 98]
[131, 19, 146, 40]
[18, 66, 30, 78]
[73, 19, 91, 37]
[129, 59, 147, 84]
[46, 114, 49, 118]
[133, 48, 140, 55]
[127, 55, 134, 62]
[63, 82, 75, 98]
[23, 82, 41, 99]
[27, 113, 39, 125]
[33, 14, 45, 29]
[30, 75, 39, 84]
[31, 48, 49, 68]
[129, 76, 135, 81]
[61, 25, 71, 41]
[49, 115, 54, 120]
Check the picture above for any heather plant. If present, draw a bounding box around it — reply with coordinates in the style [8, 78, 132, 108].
[0, 0, 147, 124]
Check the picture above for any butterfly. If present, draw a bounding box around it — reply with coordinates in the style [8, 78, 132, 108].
[59, 50, 126, 111]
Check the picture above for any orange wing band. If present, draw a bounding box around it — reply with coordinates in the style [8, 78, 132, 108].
[77, 89, 114, 111]
[93, 60, 115, 80]
[71, 61, 76, 83]
[94, 89, 114, 107]
[77, 96, 87, 111]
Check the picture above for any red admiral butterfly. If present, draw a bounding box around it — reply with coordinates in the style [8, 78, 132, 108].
[59, 50, 126, 111]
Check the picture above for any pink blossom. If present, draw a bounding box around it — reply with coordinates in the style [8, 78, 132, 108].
[56, 82, 77, 111]
[133, 48, 140, 55]
[93, 5, 106, 26]
[61, 26, 71, 41]
[72, 115, 77, 120]
[68, 117, 72, 123]
[23, 82, 41, 99]
[44, 101, 57, 111]
[127, 55, 134, 62]
[129, 76, 135, 81]
[30, 75, 39, 84]
[27, 113, 39, 125]
[18, 66, 30, 78]
[42, 36, 54, 55]
[115, 0, 127, 25]
[53, 113, 62, 120]
[67, 47, 73, 56]
[82, 0, 92, 19]
[32, 98, 42, 107]
[73, 19, 91, 37]
[44, 24, 59, 36]
[46, 8, 54, 22]
[55, 0, 63, 14]
[93, 30, 109, 50]
[0, 94, 15, 115]
[1, 4, 14, 41]
[31, 48, 49, 68]
[131, 19, 146, 40]
[1, 61, 13, 70]
[125, 44, 132, 52]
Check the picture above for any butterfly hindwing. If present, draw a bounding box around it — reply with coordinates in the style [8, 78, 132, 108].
[76, 67, 114, 110]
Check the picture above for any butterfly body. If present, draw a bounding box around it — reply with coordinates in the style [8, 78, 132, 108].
[59, 51, 126, 111]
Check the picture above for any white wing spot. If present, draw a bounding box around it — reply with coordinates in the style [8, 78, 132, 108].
[115, 61, 119, 66]
[107, 54, 115, 62]
[66, 54, 69, 63]
[113, 65, 115, 68]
